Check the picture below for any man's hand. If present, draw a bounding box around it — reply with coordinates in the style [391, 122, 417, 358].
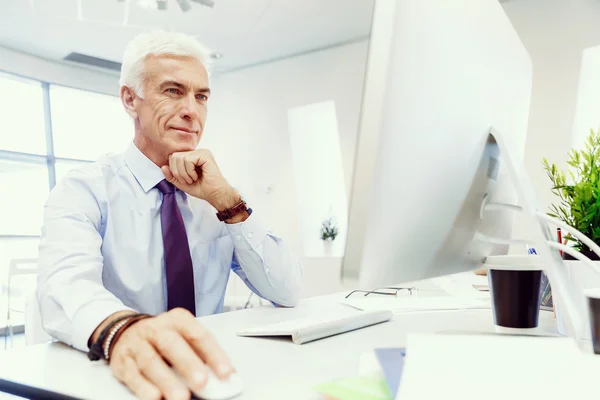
[161, 150, 239, 211]
[109, 308, 234, 400]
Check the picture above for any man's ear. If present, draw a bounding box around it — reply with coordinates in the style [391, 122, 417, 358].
[120, 85, 139, 119]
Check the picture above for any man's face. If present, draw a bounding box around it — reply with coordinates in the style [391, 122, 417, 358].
[134, 54, 210, 160]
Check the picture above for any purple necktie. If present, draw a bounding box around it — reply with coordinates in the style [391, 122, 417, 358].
[156, 180, 196, 315]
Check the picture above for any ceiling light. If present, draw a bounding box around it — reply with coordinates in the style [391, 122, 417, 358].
[118, 0, 214, 11]
[137, 0, 158, 9]
[190, 0, 215, 7]
[177, 0, 191, 12]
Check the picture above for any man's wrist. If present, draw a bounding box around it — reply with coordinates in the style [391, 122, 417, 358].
[224, 210, 249, 224]
[209, 186, 240, 211]
[89, 310, 137, 348]
[106, 314, 152, 361]
[209, 186, 250, 224]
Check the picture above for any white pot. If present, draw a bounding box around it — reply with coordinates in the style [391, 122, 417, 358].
[555, 260, 600, 339]
[322, 240, 334, 257]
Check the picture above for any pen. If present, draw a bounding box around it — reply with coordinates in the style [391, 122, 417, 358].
[557, 228, 563, 256]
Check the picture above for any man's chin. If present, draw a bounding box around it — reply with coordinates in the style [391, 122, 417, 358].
[168, 139, 199, 154]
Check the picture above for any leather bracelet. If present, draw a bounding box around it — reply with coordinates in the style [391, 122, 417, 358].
[102, 318, 131, 361]
[107, 314, 153, 362]
[216, 199, 252, 222]
[88, 313, 137, 361]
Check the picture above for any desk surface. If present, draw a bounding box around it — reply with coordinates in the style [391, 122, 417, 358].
[0, 282, 558, 400]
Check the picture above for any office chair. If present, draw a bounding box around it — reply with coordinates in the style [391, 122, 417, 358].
[4, 258, 38, 349]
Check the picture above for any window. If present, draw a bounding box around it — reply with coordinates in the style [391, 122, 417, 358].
[0, 71, 124, 332]
[0, 74, 46, 155]
[55, 160, 92, 185]
[50, 85, 133, 161]
[0, 159, 49, 236]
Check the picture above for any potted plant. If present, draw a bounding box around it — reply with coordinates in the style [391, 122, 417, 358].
[542, 128, 600, 260]
[320, 217, 338, 257]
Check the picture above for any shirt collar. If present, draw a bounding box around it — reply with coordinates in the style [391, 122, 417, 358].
[123, 142, 166, 193]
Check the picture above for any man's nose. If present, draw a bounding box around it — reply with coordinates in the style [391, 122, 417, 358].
[180, 94, 200, 121]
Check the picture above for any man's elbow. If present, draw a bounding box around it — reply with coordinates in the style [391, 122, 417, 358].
[273, 281, 302, 308]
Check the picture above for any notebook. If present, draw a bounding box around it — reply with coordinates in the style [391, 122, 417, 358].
[236, 310, 393, 344]
[374, 348, 406, 399]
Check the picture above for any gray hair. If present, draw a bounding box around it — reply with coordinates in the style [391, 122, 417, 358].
[119, 31, 212, 98]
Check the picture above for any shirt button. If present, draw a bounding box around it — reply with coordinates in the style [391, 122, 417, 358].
[236, 235, 242, 241]
[248, 232, 254, 238]
[265, 267, 270, 273]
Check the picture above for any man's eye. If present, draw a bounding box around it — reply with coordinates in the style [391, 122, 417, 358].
[167, 88, 181, 95]
[196, 94, 208, 101]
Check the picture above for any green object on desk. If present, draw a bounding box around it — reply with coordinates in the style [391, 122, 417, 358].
[314, 375, 392, 400]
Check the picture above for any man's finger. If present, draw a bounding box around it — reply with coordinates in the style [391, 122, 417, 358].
[134, 341, 190, 400]
[116, 356, 162, 400]
[176, 317, 234, 380]
[175, 155, 193, 185]
[152, 331, 208, 394]
[168, 156, 185, 186]
[161, 166, 188, 192]
[184, 157, 199, 182]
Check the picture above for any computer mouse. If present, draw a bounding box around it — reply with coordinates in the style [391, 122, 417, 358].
[192, 370, 244, 400]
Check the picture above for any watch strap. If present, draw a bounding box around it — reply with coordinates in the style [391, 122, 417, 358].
[216, 200, 250, 221]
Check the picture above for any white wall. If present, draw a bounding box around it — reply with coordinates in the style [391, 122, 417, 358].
[0, 45, 119, 95]
[501, 0, 600, 243]
[1, 41, 368, 298]
[204, 41, 369, 258]
[203, 41, 368, 297]
[288, 100, 348, 258]
[572, 45, 600, 151]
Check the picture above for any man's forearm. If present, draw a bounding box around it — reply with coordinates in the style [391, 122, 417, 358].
[88, 310, 138, 348]
[210, 187, 249, 224]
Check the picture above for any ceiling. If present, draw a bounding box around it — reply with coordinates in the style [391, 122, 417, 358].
[0, 0, 374, 74]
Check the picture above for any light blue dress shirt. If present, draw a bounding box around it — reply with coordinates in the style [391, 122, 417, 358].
[37, 143, 303, 351]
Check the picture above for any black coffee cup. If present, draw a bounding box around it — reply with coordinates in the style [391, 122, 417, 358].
[489, 269, 542, 329]
[586, 290, 600, 354]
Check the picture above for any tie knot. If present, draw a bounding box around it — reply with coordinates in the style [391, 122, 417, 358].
[156, 179, 176, 194]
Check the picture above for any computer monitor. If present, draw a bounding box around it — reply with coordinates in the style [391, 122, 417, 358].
[341, 0, 592, 341]
[341, 0, 532, 289]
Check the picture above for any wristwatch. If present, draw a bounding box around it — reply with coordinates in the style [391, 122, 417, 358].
[216, 199, 252, 222]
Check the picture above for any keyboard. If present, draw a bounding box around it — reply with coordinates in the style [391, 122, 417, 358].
[236, 310, 393, 344]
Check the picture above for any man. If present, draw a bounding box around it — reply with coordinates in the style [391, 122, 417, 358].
[37, 31, 303, 400]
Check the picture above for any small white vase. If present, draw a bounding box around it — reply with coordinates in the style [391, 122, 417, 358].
[322, 240, 334, 257]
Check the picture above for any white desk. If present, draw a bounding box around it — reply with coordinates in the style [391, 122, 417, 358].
[0, 280, 558, 400]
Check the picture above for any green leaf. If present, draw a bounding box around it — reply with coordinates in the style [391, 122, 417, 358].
[543, 128, 600, 249]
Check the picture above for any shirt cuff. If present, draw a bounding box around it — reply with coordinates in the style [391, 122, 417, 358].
[71, 300, 135, 352]
[225, 213, 268, 251]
